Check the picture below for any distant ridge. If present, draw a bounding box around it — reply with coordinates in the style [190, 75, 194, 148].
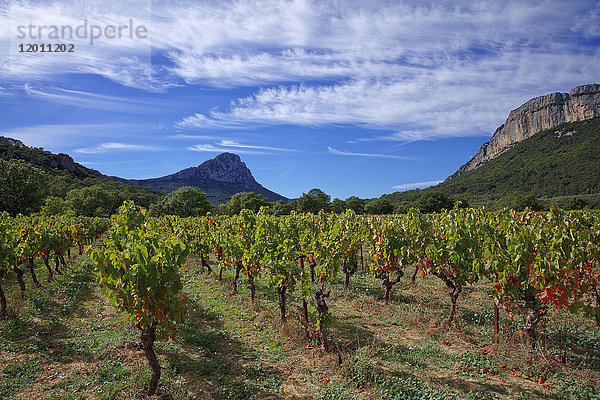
[115, 153, 288, 204]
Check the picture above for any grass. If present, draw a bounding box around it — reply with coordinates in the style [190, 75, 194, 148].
[1, 251, 599, 399]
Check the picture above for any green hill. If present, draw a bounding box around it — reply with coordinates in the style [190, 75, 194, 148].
[383, 117, 600, 209]
[0, 137, 161, 207]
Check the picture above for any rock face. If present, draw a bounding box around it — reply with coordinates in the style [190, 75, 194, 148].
[163, 153, 257, 186]
[449, 84, 600, 179]
[121, 153, 288, 204]
[49, 155, 78, 173]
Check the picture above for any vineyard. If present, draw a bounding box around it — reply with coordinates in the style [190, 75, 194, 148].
[1, 203, 600, 399]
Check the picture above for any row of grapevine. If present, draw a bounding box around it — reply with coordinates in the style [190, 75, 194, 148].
[0, 212, 108, 319]
[85, 202, 599, 394]
[183, 207, 600, 350]
[367, 207, 600, 346]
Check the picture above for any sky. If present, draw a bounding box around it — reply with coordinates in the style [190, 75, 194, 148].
[0, 0, 599, 200]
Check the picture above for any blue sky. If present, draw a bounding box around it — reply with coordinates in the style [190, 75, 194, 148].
[1, 0, 599, 199]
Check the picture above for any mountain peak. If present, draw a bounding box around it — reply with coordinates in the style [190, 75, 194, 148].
[191, 152, 257, 186]
[212, 152, 242, 163]
[118, 152, 288, 204]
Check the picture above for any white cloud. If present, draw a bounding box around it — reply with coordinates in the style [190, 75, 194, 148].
[164, 0, 599, 140]
[186, 139, 296, 154]
[392, 180, 443, 190]
[177, 79, 524, 139]
[217, 140, 297, 152]
[75, 142, 164, 153]
[328, 147, 412, 160]
[0, 123, 131, 147]
[2, 0, 599, 140]
[1, 0, 157, 89]
[186, 144, 266, 155]
[172, 134, 222, 140]
[22, 85, 167, 113]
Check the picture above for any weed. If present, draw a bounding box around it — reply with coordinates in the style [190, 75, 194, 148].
[0, 358, 40, 399]
[550, 378, 600, 400]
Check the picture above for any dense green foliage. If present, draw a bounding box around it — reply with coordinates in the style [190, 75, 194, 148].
[0, 159, 48, 216]
[0, 137, 161, 210]
[296, 188, 332, 213]
[149, 186, 213, 217]
[222, 191, 269, 215]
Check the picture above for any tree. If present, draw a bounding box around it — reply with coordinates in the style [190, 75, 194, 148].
[296, 188, 330, 213]
[345, 196, 366, 214]
[224, 192, 269, 215]
[330, 198, 346, 213]
[417, 192, 453, 213]
[512, 194, 542, 211]
[150, 186, 212, 217]
[565, 197, 588, 210]
[364, 198, 393, 215]
[0, 159, 48, 215]
[270, 200, 293, 216]
[40, 196, 71, 216]
[66, 185, 123, 217]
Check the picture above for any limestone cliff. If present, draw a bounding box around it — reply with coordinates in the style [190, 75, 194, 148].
[449, 84, 600, 179]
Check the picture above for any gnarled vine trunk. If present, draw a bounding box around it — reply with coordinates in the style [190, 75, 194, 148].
[13, 266, 26, 298]
[343, 261, 358, 291]
[201, 256, 212, 273]
[43, 256, 53, 282]
[140, 324, 160, 396]
[54, 255, 62, 275]
[28, 257, 41, 288]
[379, 270, 403, 305]
[519, 296, 542, 349]
[0, 283, 6, 320]
[410, 264, 419, 284]
[315, 289, 331, 351]
[248, 274, 256, 301]
[525, 308, 542, 349]
[277, 285, 287, 322]
[232, 261, 243, 293]
[434, 273, 462, 324]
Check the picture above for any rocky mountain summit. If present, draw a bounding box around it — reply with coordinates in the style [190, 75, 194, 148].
[119, 153, 288, 204]
[449, 83, 600, 179]
[164, 153, 257, 187]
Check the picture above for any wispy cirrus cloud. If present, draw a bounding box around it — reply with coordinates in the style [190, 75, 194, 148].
[74, 142, 164, 153]
[187, 140, 296, 154]
[2, 0, 599, 141]
[328, 147, 412, 160]
[186, 144, 266, 155]
[177, 79, 522, 140]
[217, 140, 297, 152]
[22, 85, 167, 113]
[0, 123, 137, 147]
[1, 0, 161, 89]
[165, 0, 599, 140]
[392, 180, 443, 190]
